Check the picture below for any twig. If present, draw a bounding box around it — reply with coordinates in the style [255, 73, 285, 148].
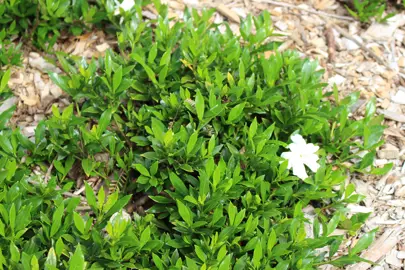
[28, 179, 87, 202]
[325, 27, 336, 63]
[252, 0, 356, 21]
[333, 25, 388, 67]
[76, 206, 92, 211]
[44, 160, 54, 184]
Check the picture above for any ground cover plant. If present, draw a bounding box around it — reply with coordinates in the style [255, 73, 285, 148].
[344, 0, 404, 23]
[0, 0, 391, 269]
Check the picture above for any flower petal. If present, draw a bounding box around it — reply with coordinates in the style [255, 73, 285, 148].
[288, 142, 307, 155]
[306, 143, 319, 154]
[292, 161, 308, 180]
[281, 151, 296, 169]
[304, 158, 320, 173]
[290, 134, 306, 145]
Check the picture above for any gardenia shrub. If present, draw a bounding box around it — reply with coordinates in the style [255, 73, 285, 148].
[0, 1, 389, 269]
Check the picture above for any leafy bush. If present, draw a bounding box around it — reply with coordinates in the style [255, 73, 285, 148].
[0, 0, 127, 50]
[346, 0, 395, 22]
[0, 1, 389, 269]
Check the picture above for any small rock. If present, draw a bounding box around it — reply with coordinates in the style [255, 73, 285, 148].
[275, 21, 288, 32]
[21, 126, 36, 137]
[94, 153, 110, 163]
[183, 0, 199, 7]
[386, 249, 403, 267]
[374, 159, 389, 166]
[380, 98, 390, 109]
[349, 23, 359, 35]
[34, 114, 45, 122]
[342, 37, 361, 51]
[370, 45, 383, 57]
[395, 186, 405, 197]
[398, 57, 405, 67]
[391, 89, 405, 105]
[387, 200, 405, 207]
[29, 52, 61, 74]
[95, 43, 110, 53]
[397, 251, 405, 259]
[363, 14, 405, 41]
[383, 184, 395, 195]
[371, 266, 384, 270]
[270, 7, 282, 17]
[50, 85, 63, 99]
[232, 7, 246, 19]
[350, 99, 367, 113]
[347, 204, 373, 213]
[328, 74, 346, 86]
[378, 144, 400, 159]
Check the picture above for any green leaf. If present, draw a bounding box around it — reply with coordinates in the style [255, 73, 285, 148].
[97, 109, 113, 137]
[132, 53, 158, 84]
[152, 253, 164, 270]
[177, 200, 193, 226]
[49, 73, 69, 91]
[227, 102, 246, 123]
[0, 106, 15, 129]
[358, 151, 375, 170]
[364, 97, 376, 122]
[62, 104, 73, 120]
[195, 90, 205, 121]
[187, 131, 198, 155]
[31, 255, 39, 270]
[371, 163, 393, 175]
[218, 254, 231, 270]
[329, 255, 373, 267]
[249, 117, 258, 139]
[253, 240, 262, 268]
[9, 203, 15, 231]
[45, 248, 57, 267]
[267, 229, 277, 254]
[55, 238, 64, 257]
[0, 135, 13, 154]
[326, 213, 340, 236]
[73, 212, 85, 234]
[84, 183, 97, 212]
[134, 163, 150, 177]
[68, 245, 85, 270]
[350, 229, 377, 255]
[113, 66, 123, 92]
[97, 186, 105, 212]
[81, 159, 93, 177]
[169, 172, 188, 196]
[0, 69, 10, 91]
[50, 202, 64, 237]
[140, 226, 151, 248]
[105, 195, 132, 218]
[148, 44, 158, 64]
[10, 242, 19, 263]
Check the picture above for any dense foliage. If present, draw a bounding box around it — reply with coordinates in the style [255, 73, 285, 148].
[0, 0, 390, 269]
[345, 0, 399, 22]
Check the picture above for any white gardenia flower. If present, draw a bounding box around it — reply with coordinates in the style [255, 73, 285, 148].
[281, 134, 320, 180]
[114, 0, 135, 15]
[109, 210, 131, 226]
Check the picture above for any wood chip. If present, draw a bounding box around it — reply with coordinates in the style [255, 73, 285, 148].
[378, 109, 405, 122]
[216, 4, 240, 24]
[347, 225, 405, 270]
